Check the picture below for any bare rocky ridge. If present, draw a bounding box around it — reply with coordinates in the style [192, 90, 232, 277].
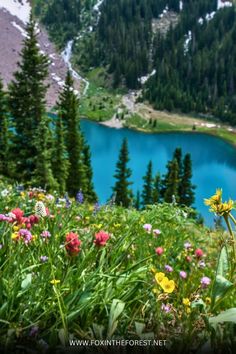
[0, 5, 81, 108]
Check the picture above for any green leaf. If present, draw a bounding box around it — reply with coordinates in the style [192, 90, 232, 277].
[58, 328, 66, 346]
[212, 275, 233, 309]
[21, 273, 32, 290]
[191, 299, 206, 311]
[217, 246, 229, 277]
[209, 308, 236, 325]
[107, 299, 125, 338]
[135, 322, 145, 336]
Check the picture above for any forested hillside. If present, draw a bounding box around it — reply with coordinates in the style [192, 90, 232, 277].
[33, 0, 236, 125]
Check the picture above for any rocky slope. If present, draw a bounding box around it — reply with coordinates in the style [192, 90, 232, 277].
[0, 0, 81, 108]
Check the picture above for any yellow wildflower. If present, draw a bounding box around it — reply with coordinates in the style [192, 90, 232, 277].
[11, 232, 19, 240]
[155, 272, 165, 284]
[204, 189, 222, 206]
[205, 297, 211, 305]
[186, 308, 191, 314]
[160, 278, 175, 293]
[13, 226, 20, 232]
[114, 223, 121, 228]
[50, 279, 60, 285]
[20, 192, 26, 198]
[204, 189, 234, 216]
[37, 193, 45, 201]
[182, 298, 191, 306]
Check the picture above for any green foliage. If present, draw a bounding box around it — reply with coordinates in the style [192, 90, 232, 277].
[0, 183, 234, 350]
[0, 78, 11, 177]
[82, 141, 97, 202]
[112, 138, 133, 207]
[141, 161, 154, 207]
[179, 153, 195, 206]
[8, 14, 52, 186]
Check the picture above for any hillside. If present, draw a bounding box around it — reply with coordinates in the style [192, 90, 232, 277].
[1, 182, 236, 352]
[32, 0, 236, 125]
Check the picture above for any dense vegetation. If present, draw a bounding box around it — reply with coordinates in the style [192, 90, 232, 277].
[0, 183, 236, 352]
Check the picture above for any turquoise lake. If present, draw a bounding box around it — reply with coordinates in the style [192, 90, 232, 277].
[80, 119, 236, 226]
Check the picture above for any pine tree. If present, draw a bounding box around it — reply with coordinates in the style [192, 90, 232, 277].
[153, 173, 161, 204]
[0, 78, 10, 176]
[58, 71, 87, 196]
[33, 114, 58, 190]
[141, 161, 154, 207]
[112, 138, 133, 207]
[8, 13, 49, 182]
[164, 158, 179, 203]
[52, 115, 69, 194]
[82, 141, 97, 203]
[134, 190, 140, 210]
[179, 153, 195, 206]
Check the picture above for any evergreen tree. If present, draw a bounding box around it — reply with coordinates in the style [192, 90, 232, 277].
[57, 71, 87, 196]
[134, 190, 140, 210]
[8, 13, 49, 182]
[153, 173, 161, 204]
[0, 78, 10, 176]
[179, 153, 195, 206]
[112, 138, 133, 207]
[33, 114, 58, 190]
[141, 161, 154, 207]
[164, 158, 180, 203]
[82, 141, 97, 203]
[52, 115, 69, 194]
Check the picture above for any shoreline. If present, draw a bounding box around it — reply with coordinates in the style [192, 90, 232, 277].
[89, 116, 236, 148]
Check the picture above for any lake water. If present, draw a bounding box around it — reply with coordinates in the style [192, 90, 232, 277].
[81, 119, 236, 226]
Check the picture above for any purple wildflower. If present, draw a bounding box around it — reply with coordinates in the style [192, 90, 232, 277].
[184, 242, 192, 249]
[93, 202, 100, 214]
[41, 231, 51, 238]
[161, 303, 171, 313]
[201, 276, 211, 288]
[179, 271, 187, 279]
[29, 326, 39, 337]
[76, 190, 84, 204]
[165, 265, 173, 273]
[153, 229, 161, 236]
[143, 223, 152, 233]
[40, 256, 48, 263]
[18, 229, 32, 244]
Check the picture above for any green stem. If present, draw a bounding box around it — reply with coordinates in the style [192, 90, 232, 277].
[223, 215, 236, 274]
[53, 285, 68, 344]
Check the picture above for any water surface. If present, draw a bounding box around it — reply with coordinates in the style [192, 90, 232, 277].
[81, 120, 236, 226]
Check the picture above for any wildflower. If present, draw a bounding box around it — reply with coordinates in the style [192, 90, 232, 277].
[182, 298, 191, 306]
[198, 260, 206, 268]
[161, 303, 171, 313]
[184, 242, 192, 249]
[153, 229, 161, 236]
[93, 202, 100, 214]
[204, 189, 234, 216]
[201, 276, 211, 288]
[65, 232, 81, 255]
[76, 190, 84, 204]
[143, 224, 152, 233]
[29, 215, 40, 225]
[40, 256, 48, 263]
[205, 297, 211, 305]
[11, 208, 24, 224]
[35, 201, 47, 217]
[94, 230, 110, 246]
[29, 326, 39, 337]
[155, 272, 165, 284]
[11, 232, 19, 240]
[41, 231, 51, 239]
[185, 256, 191, 262]
[165, 265, 173, 273]
[155, 247, 164, 256]
[195, 248, 204, 258]
[179, 271, 187, 279]
[18, 229, 32, 244]
[1, 189, 9, 197]
[50, 279, 60, 285]
[160, 278, 176, 293]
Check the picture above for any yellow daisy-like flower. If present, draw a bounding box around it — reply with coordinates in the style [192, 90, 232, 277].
[182, 298, 191, 306]
[204, 189, 222, 206]
[160, 278, 176, 294]
[20, 192, 26, 198]
[13, 226, 20, 232]
[37, 193, 45, 201]
[155, 272, 165, 284]
[11, 232, 19, 240]
[50, 279, 60, 285]
[205, 297, 211, 305]
[204, 189, 234, 216]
